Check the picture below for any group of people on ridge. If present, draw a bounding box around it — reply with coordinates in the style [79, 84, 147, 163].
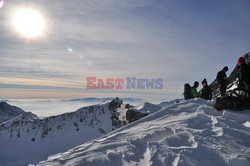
[184, 78, 212, 101]
[184, 52, 250, 100]
[236, 54, 250, 92]
[217, 53, 250, 97]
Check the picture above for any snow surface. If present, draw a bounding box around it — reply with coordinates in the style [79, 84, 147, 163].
[38, 99, 250, 166]
[242, 121, 250, 128]
[134, 102, 161, 114]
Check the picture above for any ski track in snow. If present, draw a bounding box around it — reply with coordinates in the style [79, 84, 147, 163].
[38, 99, 250, 166]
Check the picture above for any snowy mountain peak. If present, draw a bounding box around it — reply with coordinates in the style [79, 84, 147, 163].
[0, 99, 124, 166]
[0, 102, 37, 123]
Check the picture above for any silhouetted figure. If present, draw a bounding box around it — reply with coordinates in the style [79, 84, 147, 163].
[184, 83, 192, 100]
[216, 66, 228, 97]
[237, 57, 250, 91]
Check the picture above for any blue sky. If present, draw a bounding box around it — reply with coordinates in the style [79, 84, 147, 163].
[0, 0, 249, 100]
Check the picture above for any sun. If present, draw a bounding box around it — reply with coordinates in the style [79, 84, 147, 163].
[12, 8, 45, 39]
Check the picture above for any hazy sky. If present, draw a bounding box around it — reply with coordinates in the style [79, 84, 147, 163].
[0, 0, 249, 100]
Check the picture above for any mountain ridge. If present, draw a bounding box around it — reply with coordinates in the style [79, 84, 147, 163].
[0, 102, 37, 124]
[38, 99, 250, 166]
[0, 98, 123, 166]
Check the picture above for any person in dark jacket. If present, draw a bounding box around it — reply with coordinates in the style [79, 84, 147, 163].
[237, 57, 250, 91]
[200, 79, 212, 100]
[216, 66, 228, 97]
[244, 52, 250, 65]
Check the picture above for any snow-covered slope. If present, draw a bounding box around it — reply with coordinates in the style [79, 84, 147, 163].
[134, 102, 162, 114]
[0, 99, 122, 166]
[128, 99, 181, 115]
[38, 99, 250, 166]
[158, 99, 182, 108]
[0, 102, 37, 123]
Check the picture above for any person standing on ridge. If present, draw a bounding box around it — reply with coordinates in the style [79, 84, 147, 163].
[244, 53, 250, 82]
[216, 66, 228, 97]
[237, 57, 250, 91]
[243, 52, 250, 65]
[191, 81, 200, 98]
[200, 79, 212, 100]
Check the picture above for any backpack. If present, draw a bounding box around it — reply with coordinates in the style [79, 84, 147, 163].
[184, 83, 192, 100]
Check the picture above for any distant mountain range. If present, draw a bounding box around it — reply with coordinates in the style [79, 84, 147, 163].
[0, 102, 37, 123]
[62, 97, 144, 103]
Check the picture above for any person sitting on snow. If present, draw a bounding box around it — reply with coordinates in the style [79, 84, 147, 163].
[200, 79, 212, 100]
[191, 81, 200, 98]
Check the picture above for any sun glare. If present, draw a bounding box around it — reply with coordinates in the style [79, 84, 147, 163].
[12, 8, 45, 39]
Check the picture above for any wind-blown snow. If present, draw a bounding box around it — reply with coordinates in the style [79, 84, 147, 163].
[38, 99, 250, 166]
[243, 121, 250, 128]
